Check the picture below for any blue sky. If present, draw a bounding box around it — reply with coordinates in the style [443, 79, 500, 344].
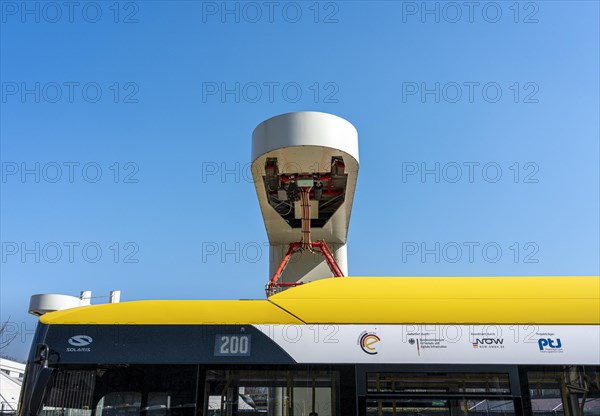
[1, 1, 598, 360]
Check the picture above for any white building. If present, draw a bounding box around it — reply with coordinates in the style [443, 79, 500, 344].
[0, 357, 25, 415]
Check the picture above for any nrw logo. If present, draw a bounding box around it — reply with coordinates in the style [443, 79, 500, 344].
[68, 335, 93, 347]
[538, 338, 563, 352]
[358, 331, 380, 355]
[472, 338, 504, 349]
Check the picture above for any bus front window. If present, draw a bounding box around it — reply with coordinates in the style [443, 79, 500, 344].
[38, 366, 197, 416]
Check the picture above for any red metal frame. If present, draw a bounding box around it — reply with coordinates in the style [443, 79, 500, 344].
[265, 240, 344, 296]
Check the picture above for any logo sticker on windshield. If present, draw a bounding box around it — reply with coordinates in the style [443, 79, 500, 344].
[67, 335, 93, 352]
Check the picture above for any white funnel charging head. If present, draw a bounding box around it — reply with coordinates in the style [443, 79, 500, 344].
[251, 112, 359, 286]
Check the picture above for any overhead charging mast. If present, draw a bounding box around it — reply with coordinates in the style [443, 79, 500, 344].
[251, 112, 359, 296]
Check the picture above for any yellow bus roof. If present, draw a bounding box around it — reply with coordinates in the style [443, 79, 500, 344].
[40, 276, 600, 325]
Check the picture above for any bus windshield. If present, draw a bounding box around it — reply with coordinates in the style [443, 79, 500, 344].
[38, 365, 197, 416]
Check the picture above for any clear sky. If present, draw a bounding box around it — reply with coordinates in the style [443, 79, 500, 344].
[1, 1, 598, 360]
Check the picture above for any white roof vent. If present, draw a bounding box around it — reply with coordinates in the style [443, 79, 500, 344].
[28, 294, 88, 316]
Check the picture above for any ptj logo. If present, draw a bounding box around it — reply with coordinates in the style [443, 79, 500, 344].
[538, 338, 562, 352]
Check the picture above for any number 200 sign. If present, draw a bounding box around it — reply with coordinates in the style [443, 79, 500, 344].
[214, 334, 251, 356]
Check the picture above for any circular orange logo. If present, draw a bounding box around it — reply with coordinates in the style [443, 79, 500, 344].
[359, 331, 380, 355]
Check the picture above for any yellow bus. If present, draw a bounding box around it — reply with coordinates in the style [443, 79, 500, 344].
[18, 276, 600, 416]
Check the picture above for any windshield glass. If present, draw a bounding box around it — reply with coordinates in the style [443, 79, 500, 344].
[39, 365, 197, 416]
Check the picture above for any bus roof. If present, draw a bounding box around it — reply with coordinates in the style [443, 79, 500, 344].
[40, 276, 600, 325]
